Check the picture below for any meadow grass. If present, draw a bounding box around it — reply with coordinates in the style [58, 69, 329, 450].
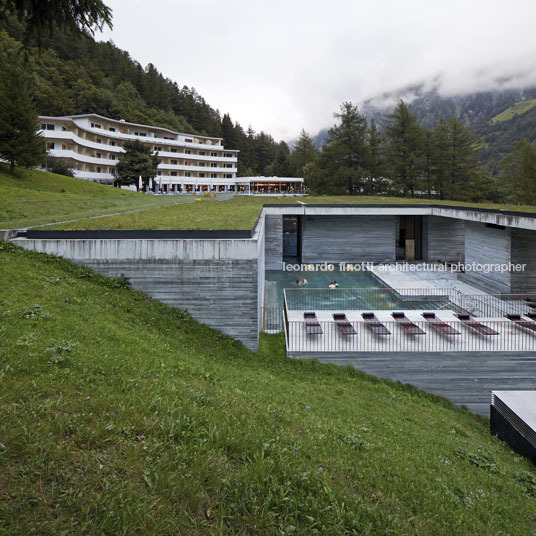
[1, 242, 535, 535]
[45, 194, 536, 231]
[0, 165, 177, 228]
[490, 98, 536, 124]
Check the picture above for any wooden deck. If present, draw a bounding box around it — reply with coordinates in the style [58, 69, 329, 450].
[289, 351, 536, 416]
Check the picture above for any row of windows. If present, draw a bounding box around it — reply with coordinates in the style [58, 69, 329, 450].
[159, 172, 233, 178]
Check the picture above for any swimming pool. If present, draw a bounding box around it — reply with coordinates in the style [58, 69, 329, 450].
[265, 268, 386, 309]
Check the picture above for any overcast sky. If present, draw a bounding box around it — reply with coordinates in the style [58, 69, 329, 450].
[97, 0, 536, 141]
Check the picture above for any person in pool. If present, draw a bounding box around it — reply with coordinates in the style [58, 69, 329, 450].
[328, 281, 339, 289]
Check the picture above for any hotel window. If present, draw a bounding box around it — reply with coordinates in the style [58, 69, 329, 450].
[96, 167, 102, 173]
[199, 173, 205, 178]
[185, 161, 190, 166]
[199, 162, 206, 167]
[185, 172, 191, 177]
[185, 149, 191, 154]
[199, 151, 205, 156]
[41, 123, 55, 130]
[171, 171, 177, 176]
[225, 174, 232, 178]
[62, 144, 67, 150]
[110, 141, 116, 146]
[96, 153, 102, 158]
[225, 163, 233, 168]
[211, 173, 217, 178]
[157, 171, 161, 176]
[211, 152, 218, 157]
[170, 148, 177, 153]
[110, 155, 116, 161]
[135, 132, 147, 137]
[154, 146, 160, 152]
[96, 138, 102, 144]
[46, 142, 55, 150]
[109, 127, 116, 132]
[171, 160, 177, 165]
[210, 163, 218, 168]
[62, 126, 67, 131]
[185, 138, 192, 143]
[225, 153, 233, 158]
[91, 122, 102, 129]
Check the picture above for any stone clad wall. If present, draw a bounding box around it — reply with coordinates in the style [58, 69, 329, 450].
[461, 222, 511, 293]
[264, 214, 283, 270]
[423, 216, 465, 263]
[300, 215, 396, 264]
[13, 237, 261, 351]
[510, 228, 536, 293]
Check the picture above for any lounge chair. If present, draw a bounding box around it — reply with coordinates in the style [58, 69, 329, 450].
[526, 313, 536, 321]
[361, 312, 391, 335]
[422, 312, 460, 335]
[456, 313, 499, 335]
[303, 312, 323, 335]
[505, 314, 536, 332]
[333, 313, 357, 335]
[391, 312, 425, 335]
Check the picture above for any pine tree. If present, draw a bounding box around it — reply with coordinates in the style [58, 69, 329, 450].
[288, 129, 318, 177]
[0, 61, 46, 174]
[317, 102, 368, 194]
[113, 139, 160, 190]
[383, 100, 424, 196]
[363, 119, 384, 194]
[502, 140, 536, 205]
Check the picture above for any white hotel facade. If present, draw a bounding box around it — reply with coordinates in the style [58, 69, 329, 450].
[39, 114, 304, 194]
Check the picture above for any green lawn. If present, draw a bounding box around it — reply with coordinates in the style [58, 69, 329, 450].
[0, 165, 179, 228]
[1, 242, 535, 535]
[45, 194, 536, 231]
[490, 98, 536, 124]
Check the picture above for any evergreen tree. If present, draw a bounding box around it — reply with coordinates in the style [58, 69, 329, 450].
[266, 141, 290, 177]
[363, 119, 384, 194]
[2, 0, 113, 44]
[288, 129, 318, 178]
[221, 113, 238, 149]
[442, 117, 483, 201]
[502, 140, 536, 205]
[383, 100, 424, 196]
[0, 60, 46, 174]
[315, 102, 368, 194]
[431, 119, 449, 198]
[113, 139, 160, 190]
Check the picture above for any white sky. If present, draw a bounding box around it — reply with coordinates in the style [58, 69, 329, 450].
[97, 0, 536, 141]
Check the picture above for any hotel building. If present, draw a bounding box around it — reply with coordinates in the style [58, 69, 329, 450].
[38, 114, 304, 194]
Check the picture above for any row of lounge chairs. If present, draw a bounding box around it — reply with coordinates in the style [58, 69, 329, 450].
[303, 311, 536, 336]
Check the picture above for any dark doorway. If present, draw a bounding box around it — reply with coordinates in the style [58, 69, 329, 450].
[283, 216, 301, 264]
[397, 216, 422, 261]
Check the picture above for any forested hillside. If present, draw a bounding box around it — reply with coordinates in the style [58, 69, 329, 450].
[0, 18, 288, 176]
[313, 84, 536, 175]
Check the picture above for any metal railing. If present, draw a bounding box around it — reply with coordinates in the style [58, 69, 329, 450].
[285, 318, 536, 353]
[261, 307, 283, 332]
[456, 293, 536, 317]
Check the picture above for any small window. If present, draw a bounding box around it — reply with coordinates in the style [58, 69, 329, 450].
[171, 171, 177, 176]
[185, 172, 191, 177]
[211, 152, 218, 157]
[185, 150, 191, 154]
[199, 173, 205, 178]
[210, 163, 217, 168]
[170, 148, 177, 153]
[46, 142, 55, 150]
[199, 162, 206, 167]
[96, 153, 102, 159]
[225, 174, 232, 178]
[91, 122, 102, 129]
[96, 167, 102, 173]
[96, 138, 102, 144]
[185, 138, 193, 143]
[211, 173, 217, 178]
[171, 160, 177, 165]
[41, 123, 55, 131]
[110, 141, 116, 147]
[110, 155, 116, 161]
[199, 151, 205, 156]
[109, 127, 116, 132]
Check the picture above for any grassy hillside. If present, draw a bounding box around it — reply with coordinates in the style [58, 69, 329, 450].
[0, 165, 178, 228]
[1, 242, 535, 535]
[45, 194, 536, 231]
[490, 99, 536, 124]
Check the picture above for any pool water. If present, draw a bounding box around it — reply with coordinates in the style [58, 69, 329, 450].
[265, 268, 386, 309]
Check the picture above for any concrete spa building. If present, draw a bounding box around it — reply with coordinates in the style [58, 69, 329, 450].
[38, 114, 304, 194]
[11, 203, 536, 352]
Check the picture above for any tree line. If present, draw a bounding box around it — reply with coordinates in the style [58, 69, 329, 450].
[289, 101, 536, 205]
